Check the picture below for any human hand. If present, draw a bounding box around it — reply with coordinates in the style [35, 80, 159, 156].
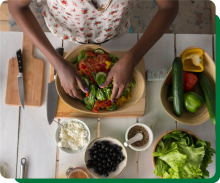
[56, 59, 89, 100]
[100, 53, 135, 101]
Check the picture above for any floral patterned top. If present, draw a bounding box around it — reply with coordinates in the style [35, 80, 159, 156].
[37, 0, 138, 43]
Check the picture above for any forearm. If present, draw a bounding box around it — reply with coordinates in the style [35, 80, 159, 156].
[128, 1, 179, 66]
[8, 2, 64, 70]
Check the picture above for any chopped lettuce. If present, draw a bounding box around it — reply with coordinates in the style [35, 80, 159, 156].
[103, 88, 112, 100]
[108, 53, 119, 69]
[78, 49, 87, 62]
[153, 130, 215, 179]
[96, 88, 106, 101]
[106, 103, 118, 111]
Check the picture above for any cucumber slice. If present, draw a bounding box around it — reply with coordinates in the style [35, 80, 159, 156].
[94, 48, 105, 55]
[96, 72, 107, 81]
[167, 84, 173, 102]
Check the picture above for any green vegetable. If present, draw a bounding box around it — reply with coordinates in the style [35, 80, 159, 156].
[172, 57, 184, 117]
[83, 97, 90, 105]
[107, 103, 118, 111]
[184, 92, 204, 113]
[197, 72, 216, 125]
[106, 83, 113, 89]
[96, 72, 107, 86]
[96, 88, 106, 101]
[78, 49, 87, 62]
[108, 53, 119, 68]
[85, 104, 93, 110]
[82, 76, 90, 87]
[122, 90, 128, 97]
[72, 56, 79, 67]
[167, 84, 173, 102]
[153, 130, 215, 179]
[128, 81, 136, 88]
[103, 88, 112, 100]
[94, 48, 105, 54]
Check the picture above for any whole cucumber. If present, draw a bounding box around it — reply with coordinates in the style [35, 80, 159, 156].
[198, 72, 216, 125]
[172, 57, 184, 116]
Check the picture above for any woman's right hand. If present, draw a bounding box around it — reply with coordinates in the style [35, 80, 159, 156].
[56, 59, 89, 100]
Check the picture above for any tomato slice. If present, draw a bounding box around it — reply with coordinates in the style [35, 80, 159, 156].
[86, 51, 95, 57]
[94, 54, 112, 73]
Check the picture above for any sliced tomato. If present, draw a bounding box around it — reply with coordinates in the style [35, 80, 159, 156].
[79, 58, 95, 75]
[93, 99, 111, 112]
[86, 51, 95, 57]
[94, 54, 112, 73]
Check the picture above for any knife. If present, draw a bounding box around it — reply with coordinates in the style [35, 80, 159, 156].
[16, 49, 25, 109]
[47, 47, 64, 125]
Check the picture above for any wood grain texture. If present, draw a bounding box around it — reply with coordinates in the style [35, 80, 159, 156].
[57, 118, 98, 178]
[0, 21, 9, 31]
[0, 3, 9, 21]
[175, 34, 216, 178]
[17, 33, 62, 178]
[138, 34, 176, 178]
[5, 34, 45, 107]
[0, 32, 21, 178]
[160, 47, 216, 125]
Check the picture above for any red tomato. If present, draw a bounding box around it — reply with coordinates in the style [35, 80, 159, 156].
[184, 73, 198, 92]
[79, 58, 95, 75]
[86, 51, 95, 57]
[94, 54, 112, 73]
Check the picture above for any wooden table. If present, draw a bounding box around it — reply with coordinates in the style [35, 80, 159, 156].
[0, 32, 216, 179]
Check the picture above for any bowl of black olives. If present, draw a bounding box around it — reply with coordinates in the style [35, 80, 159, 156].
[84, 137, 127, 178]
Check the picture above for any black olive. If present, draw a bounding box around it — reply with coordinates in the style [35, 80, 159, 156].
[97, 144, 101, 148]
[107, 158, 111, 162]
[98, 171, 103, 175]
[88, 160, 93, 163]
[117, 146, 122, 151]
[93, 160, 98, 165]
[103, 164, 107, 168]
[105, 141, 110, 145]
[92, 146, 96, 150]
[113, 152, 117, 157]
[88, 149, 92, 153]
[98, 148, 103, 152]
[87, 163, 92, 168]
[117, 160, 121, 164]
[110, 148, 114, 152]
[98, 167, 103, 171]
[113, 145, 118, 149]
[94, 154, 98, 159]
[109, 152, 112, 156]
[104, 153, 108, 158]
[98, 162, 102, 167]
[90, 154, 94, 159]
[94, 168, 98, 173]
[113, 162, 117, 167]
[98, 158, 102, 162]
[120, 156, 125, 161]
[105, 146, 110, 151]
[93, 150, 98, 154]
[108, 167, 112, 172]
[104, 172, 109, 177]
[112, 167, 116, 172]
[106, 163, 110, 167]
[101, 141, 106, 145]
[102, 144, 106, 149]
[99, 153, 103, 158]
[102, 159, 107, 164]
[94, 142, 99, 146]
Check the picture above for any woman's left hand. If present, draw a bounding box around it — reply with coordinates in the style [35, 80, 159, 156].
[100, 53, 136, 101]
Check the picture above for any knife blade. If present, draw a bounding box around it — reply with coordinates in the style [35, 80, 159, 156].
[47, 47, 64, 125]
[16, 49, 25, 109]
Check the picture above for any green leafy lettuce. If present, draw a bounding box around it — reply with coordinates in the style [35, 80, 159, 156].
[108, 53, 119, 69]
[107, 103, 118, 111]
[153, 130, 215, 179]
[96, 88, 106, 101]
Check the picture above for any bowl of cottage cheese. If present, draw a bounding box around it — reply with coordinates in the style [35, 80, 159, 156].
[55, 119, 90, 154]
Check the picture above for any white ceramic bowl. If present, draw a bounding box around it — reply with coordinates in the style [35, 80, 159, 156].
[55, 119, 91, 154]
[84, 137, 127, 179]
[125, 123, 153, 151]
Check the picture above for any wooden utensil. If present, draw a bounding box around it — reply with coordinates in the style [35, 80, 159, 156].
[54, 45, 146, 118]
[5, 34, 45, 107]
[160, 47, 216, 125]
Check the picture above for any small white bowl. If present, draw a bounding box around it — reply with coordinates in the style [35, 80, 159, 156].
[55, 119, 90, 154]
[84, 137, 127, 179]
[125, 123, 153, 151]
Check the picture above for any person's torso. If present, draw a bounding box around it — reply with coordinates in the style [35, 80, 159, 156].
[39, 0, 138, 43]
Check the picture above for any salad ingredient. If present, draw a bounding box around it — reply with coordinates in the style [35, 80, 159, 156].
[153, 130, 215, 179]
[78, 50, 87, 62]
[181, 48, 204, 72]
[184, 92, 204, 113]
[183, 72, 198, 92]
[86, 140, 125, 177]
[96, 72, 107, 86]
[167, 84, 173, 102]
[85, 51, 95, 57]
[103, 88, 112, 100]
[85, 68, 95, 84]
[108, 53, 119, 69]
[94, 54, 111, 73]
[86, 104, 93, 111]
[67, 167, 91, 179]
[128, 126, 149, 147]
[172, 57, 184, 117]
[105, 61, 112, 70]
[96, 88, 106, 101]
[107, 103, 118, 111]
[58, 120, 88, 151]
[93, 48, 105, 55]
[197, 72, 216, 125]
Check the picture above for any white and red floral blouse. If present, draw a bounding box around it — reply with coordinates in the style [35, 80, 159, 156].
[37, 0, 138, 43]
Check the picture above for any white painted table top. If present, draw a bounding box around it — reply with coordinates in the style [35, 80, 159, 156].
[0, 32, 216, 179]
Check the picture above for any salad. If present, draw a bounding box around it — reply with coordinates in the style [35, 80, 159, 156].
[71, 48, 135, 113]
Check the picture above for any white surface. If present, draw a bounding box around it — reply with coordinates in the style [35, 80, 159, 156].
[16, 33, 62, 178]
[0, 32, 22, 178]
[138, 34, 176, 178]
[100, 33, 138, 178]
[58, 118, 98, 178]
[175, 34, 216, 178]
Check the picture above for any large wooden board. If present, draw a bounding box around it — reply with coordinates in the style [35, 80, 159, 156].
[5, 34, 45, 107]
[50, 51, 146, 118]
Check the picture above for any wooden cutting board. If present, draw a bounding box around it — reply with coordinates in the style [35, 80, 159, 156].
[5, 35, 45, 107]
[50, 51, 146, 118]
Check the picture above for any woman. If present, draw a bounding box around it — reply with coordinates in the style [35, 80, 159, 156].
[8, 0, 179, 101]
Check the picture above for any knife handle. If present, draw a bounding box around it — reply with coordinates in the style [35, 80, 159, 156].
[16, 49, 23, 74]
[55, 47, 64, 77]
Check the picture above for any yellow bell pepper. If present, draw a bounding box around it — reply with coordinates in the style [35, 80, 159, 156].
[120, 96, 127, 102]
[116, 100, 120, 106]
[181, 48, 204, 72]
[105, 61, 112, 70]
[106, 106, 111, 109]
[127, 92, 131, 101]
